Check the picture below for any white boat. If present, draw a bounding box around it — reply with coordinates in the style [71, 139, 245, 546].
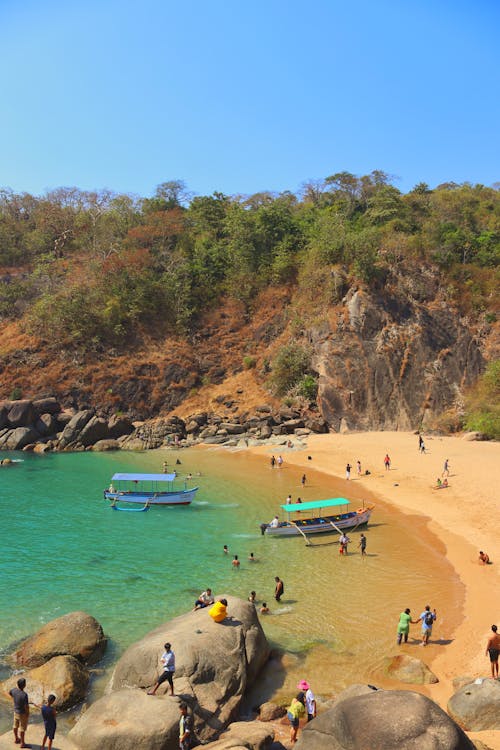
[103, 473, 198, 506]
[260, 497, 373, 537]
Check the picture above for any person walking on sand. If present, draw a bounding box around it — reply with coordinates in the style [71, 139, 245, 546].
[442, 458, 450, 478]
[148, 642, 175, 695]
[358, 533, 367, 556]
[418, 605, 437, 646]
[270, 455, 276, 468]
[418, 435, 425, 454]
[9, 677, 30, 748]
[41, 694, 57, 750]
[486, 625, 500, 679]
[298, 680, 316, 722]
[384, 454, 391, 471]
[345, 463, 352, 480]
[301, 473, 306, 487]
[397, 608, 419, 645]
[274, 576, 284, 602]
[357, 460, 362, 476]
[277, 455, 284, 468]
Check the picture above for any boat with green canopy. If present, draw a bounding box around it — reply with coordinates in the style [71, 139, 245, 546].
[260, 497, 373, 537]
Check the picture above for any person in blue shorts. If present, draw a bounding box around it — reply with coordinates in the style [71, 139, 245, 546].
[41, 694, 57, 750]
[418, 605, 437, 646]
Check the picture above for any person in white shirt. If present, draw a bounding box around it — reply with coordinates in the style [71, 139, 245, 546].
[298, 680, 316, 721]
[147, 643, 176, 696]
[270, 516, 280, 528]
[193, 588, 214, 610]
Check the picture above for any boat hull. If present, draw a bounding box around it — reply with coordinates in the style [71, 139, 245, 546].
[263, 508, 373, 537]
[104, 488, 198, 506]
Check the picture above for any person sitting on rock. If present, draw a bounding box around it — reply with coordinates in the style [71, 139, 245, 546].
[193, 588, 214, 610]
[209, 598, 228, 623]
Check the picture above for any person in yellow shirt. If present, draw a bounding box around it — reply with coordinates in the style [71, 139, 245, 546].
[209, 599, 228, 623]
[286, 692, 305, 743]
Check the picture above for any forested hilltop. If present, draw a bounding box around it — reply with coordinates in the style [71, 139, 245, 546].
[1, 172, 499, 437]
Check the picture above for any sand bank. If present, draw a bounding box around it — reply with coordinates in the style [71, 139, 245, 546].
[248, 431, 500, 747]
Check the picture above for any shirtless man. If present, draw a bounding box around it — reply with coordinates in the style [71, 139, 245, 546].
[486, 625, 500, 678]
[479, 551, 491, 565]
[274, 576, 284, 602]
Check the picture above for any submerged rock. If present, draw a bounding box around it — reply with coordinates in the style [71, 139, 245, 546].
[383, 653, 439, 684]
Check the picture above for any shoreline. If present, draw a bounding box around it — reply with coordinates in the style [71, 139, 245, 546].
[244, 431, 500, 747]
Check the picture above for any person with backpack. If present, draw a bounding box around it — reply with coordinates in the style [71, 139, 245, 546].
[419, 605, 437, 645]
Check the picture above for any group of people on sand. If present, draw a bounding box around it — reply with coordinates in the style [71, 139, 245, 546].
[8, 677, 57, 749]
[397, 605, 437, 646]
[286, 679, 316, 743]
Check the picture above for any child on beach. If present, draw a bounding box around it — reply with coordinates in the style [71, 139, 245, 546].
[41, 694, 57, 750]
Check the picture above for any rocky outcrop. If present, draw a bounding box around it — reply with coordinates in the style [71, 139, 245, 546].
[382, 653, 439, 684]
[201, 721, 274, 750]
[1, 655, 89, 710]
[69, 689, 180, 750]
[295, 689, 475, 749]
[10, 611, 107, 668]
[312, 285, 484, 431]
[71, 598, 269, 748]
[258, 701, 287, 721]
[447, 678, 500, 731]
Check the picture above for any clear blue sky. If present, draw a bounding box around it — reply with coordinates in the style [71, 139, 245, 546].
[0, 0, 498, 198]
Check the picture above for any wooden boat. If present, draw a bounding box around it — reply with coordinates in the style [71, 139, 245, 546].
[104, 473, 198, 506]
[111, 499, 150, 512]
[260, 498, 374, 538]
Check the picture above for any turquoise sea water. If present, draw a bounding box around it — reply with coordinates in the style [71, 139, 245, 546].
[0, 445, 462, 731]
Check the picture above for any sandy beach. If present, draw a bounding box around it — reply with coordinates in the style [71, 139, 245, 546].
[248, 431, 500, 749]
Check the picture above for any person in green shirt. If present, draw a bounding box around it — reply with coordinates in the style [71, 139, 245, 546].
[286, 692, 305, 743]
[397, 608, 418, 645]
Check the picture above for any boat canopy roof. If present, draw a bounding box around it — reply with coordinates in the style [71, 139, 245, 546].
[281, 497, 350, 513]
[111, 472, 177, 483]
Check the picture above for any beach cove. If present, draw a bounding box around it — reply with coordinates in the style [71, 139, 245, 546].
[244, 431, 500, 749]
[0, 437, 469, 736]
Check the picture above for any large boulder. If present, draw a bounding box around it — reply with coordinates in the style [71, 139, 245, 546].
[447, 678, 500, 731]
[7, 400, 36, 427]
[58, 410, 94, 448]
[201, 720, 274, 750]
[10, 611, 107, 668]
[35, 413, 57, 436]
[382, 653, 439, 684]
[32, 397, 61, 416]
[0, 426, 40, 450]
[78, 416, 110, 446]
[1, 655, 89, 710]
[295, 690, 475, 750]
[92, 438, 121, 451]
[108, 414, 134, 438]
[69, 689, 184, 750]
[107, 597, 269, 740]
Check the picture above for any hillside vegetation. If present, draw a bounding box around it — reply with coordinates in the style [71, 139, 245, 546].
[0, 172, 498, 435]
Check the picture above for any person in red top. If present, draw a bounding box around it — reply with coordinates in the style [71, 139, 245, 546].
[384, 454, 391, 470]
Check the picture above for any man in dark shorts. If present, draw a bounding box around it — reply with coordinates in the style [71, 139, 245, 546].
[274, 576, 284, 602]
[486, 625, 500, 679]
[9, 677, 29, 748]
[41, 694, 57, 750]
[147, 642, 176, 696]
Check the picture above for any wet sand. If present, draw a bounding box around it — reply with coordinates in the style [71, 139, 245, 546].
[246, 431, 500, 748]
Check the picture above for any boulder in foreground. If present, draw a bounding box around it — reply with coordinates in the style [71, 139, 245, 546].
[295, 689, 475, 750]
[10, 611, 106, 668]
[447, 678, 500, 731]
[1, 655, 89, 710]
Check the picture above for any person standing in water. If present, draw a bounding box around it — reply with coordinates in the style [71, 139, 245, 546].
[358, 533, 367, 556]
[274, 576, 284, 602]
[397, 608, 418, 645]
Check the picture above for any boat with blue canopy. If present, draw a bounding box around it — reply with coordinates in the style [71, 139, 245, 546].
[260, 497, 373, 538]
[103, 473, 198, 506]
